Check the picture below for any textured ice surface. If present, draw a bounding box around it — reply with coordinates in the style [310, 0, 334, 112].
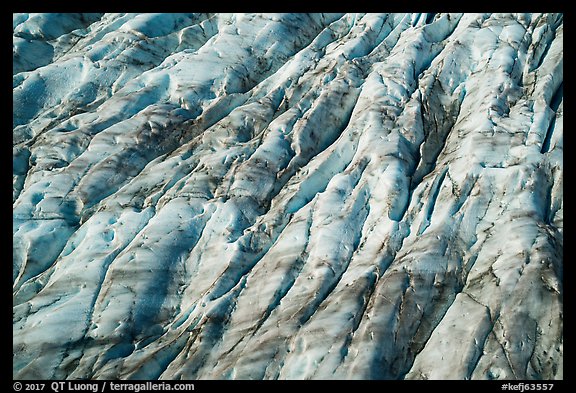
[13, 13, 563, 380]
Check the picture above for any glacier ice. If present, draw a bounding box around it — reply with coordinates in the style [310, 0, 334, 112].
[13, 13, 563, 380]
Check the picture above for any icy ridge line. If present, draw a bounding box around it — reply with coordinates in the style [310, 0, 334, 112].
[13, 13, 563, 380]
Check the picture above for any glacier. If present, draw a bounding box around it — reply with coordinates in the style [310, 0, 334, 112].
[13, 13, 563, 380]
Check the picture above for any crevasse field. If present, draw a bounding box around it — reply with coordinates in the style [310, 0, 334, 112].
[13, 13, 562, 380]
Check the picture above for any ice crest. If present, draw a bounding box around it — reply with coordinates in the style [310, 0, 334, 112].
[13, 13, 563, 380]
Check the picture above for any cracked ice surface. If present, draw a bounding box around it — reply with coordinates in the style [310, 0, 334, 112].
[13, 13, 563, 380]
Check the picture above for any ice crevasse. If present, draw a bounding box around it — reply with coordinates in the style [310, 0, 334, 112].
[13, 13, 563, 380]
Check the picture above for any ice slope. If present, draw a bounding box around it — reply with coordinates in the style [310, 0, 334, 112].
[13, 13, 563, 380]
